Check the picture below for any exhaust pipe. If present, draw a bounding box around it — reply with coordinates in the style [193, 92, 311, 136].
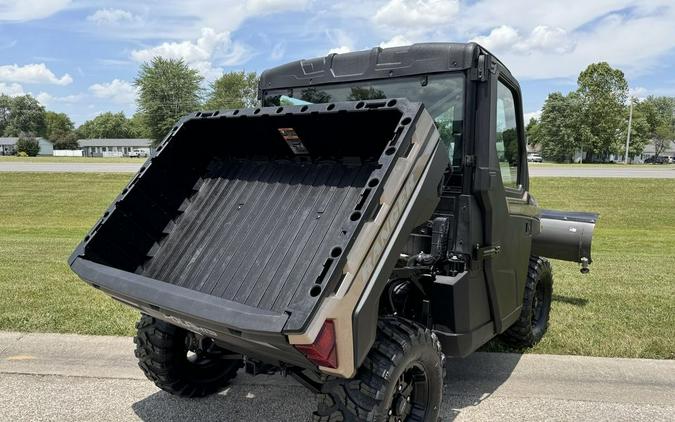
[531, 209, 598, 273]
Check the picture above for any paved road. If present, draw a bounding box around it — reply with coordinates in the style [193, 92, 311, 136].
[1, 161, 674, 177]
[1, 332, 673, 421]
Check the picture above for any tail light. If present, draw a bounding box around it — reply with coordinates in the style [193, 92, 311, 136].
[294, 320, 338, 368]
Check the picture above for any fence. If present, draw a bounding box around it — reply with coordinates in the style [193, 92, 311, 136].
[53, 150, 83, 157]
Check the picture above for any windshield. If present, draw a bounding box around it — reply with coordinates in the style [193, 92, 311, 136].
[262, 74, 465, 166]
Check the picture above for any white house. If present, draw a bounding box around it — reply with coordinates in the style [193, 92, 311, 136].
[0, 137, 53, 156]
[78, 139, 154, 157]
[640, 140, 675, 161]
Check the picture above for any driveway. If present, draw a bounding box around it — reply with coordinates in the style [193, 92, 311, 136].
[1, 332, 673, 421]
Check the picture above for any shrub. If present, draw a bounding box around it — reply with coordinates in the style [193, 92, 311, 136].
[15, 136, 40, 157]
[17, 151, 28, 157]
[53, 133, 79, 150]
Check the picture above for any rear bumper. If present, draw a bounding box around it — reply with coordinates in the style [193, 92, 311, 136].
[71, 258, 314, 369]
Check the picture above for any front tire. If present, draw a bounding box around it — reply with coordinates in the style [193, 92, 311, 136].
[503, 256, 553, 347]
[314, 317, 444, 421]
[134, 314, 243, 398]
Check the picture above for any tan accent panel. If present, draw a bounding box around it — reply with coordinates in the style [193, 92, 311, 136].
[288, 111, 440, 377]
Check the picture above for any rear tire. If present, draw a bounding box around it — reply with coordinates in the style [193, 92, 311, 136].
[134, 314, 242, 398]
[503, 256, 553, 347]
[314, 317, 444, 421]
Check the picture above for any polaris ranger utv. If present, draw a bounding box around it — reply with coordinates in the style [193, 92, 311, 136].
[70, 42, 597, 421]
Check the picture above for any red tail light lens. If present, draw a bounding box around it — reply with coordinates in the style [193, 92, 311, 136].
[294, 320, 338, 368]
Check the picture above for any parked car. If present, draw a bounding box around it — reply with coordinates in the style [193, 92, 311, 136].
[527, 153, 543, 162]
[645, 155, 671, 164]
[128, 149, 147, 158]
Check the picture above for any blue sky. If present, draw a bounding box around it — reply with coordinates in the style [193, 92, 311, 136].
[1, 0, 675, 125]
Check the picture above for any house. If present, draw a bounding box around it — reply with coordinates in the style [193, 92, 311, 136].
[0, 137, 53, 156]
[78, 139, 154, 157]
[639, 140, 675, 162]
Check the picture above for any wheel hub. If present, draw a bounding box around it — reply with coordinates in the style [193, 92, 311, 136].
[388, 362, 429, 422]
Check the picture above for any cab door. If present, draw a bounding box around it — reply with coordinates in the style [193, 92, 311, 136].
[472, 57, 532, 333]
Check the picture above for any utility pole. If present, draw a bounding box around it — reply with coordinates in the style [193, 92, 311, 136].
[624, 99, 633, 164]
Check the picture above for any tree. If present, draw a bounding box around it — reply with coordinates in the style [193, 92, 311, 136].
[653, 123, 674, 159]
[635, 96, 675, 160]
[348, 87, 386, 101]
[538, 92, 582, 162]
[129, 112, 151, 138]
[77, 112, 134, 139]
[135, 57, 203, 145]
[622, 103, 651, 160]
[526, 117, 542, 147]
[1, 95, 46, 137]
[575, 62, 629, 160]
[205, 71, 258, 109]
[0, 95, 12, 135]
[53, 132, 79, 150]
[300, 88, 332, 103]
[15, 136, 40, 156]
[45, 111, 75, 142]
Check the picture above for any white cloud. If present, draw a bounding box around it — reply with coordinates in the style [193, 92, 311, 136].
[246, 0, 310, 14]
[518, 26, 574, 54]
[0, 82, 24, 96]
[524, 110, 542, 122]
[35, 92, 83, 107]
[0, 0, 70, 21]
[471, 25, 520, 51]
[79, 0, 311, 41]
[0, 63, 72, 85]
[326, 29, 354, 56]
[478, 6, 675, 79]
[89, 79, 137, 105]
[328, 46, 351, 55]
[472, 25, 574, 55]
[130, 27, 252, 79]
[380, 35, 413, 49]
[87, 8, 140, 25]
[270, 41, 286, 61]
[374, 0, 459, 30]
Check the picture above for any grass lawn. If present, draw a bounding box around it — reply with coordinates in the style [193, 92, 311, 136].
[531, 162, 675, 169]
[0, 173, 673, 359]
[0, 156, 146, 164]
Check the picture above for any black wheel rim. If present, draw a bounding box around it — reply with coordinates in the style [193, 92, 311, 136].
[387, 362, 429, 422]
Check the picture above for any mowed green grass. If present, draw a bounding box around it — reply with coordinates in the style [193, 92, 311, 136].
[0, 173, 673, 358]
[486, 177, 675, 359]
[0, 173, 137, 335]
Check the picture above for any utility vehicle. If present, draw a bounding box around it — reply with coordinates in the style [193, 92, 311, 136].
[70, 42, 597, 421]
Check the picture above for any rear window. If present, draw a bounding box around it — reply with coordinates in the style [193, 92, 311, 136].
[262, 74, 465, 166]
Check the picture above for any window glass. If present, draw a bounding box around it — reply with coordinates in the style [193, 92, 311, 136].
[496, 81, 520, 188]
[263, 74, 465, 166]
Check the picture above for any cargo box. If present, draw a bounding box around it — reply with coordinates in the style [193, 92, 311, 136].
[70, 99, 444, 343]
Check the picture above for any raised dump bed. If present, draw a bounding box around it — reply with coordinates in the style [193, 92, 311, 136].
[70, 99, 444, 338]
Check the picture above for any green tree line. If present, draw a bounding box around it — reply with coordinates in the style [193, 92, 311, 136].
[527, 62, 675, 162]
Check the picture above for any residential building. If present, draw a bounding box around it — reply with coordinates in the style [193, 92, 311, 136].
[78, 139, 154, 157]
[0, 137, 53, 156]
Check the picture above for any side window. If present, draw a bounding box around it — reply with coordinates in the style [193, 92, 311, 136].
[496, 81, 520, 189]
